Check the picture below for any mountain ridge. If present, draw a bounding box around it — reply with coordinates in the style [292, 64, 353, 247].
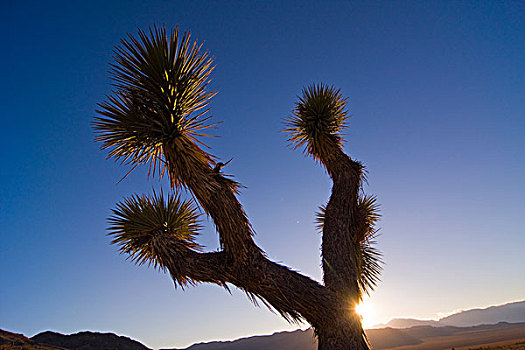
[2, 300, 524, 349]
[374, 300, 525, 329]
[3, 322, 525, 350]
[31, 330, 150, 350]
[165, 323, 525, 350]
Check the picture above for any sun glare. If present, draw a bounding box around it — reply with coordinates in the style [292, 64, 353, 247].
[355, 299, 376, 329]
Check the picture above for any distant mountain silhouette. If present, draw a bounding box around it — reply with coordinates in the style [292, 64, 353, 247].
[377, 300, 525, 329]
[160, 327, 423, 350]
[374, 318, 441, 329]
[2, 300, 524, 350]
[167, 323, 525, 350]
[172, 329, 317, 350]
[4, 323, 524, 350]
[439, 300, 525, 326]
[4, 323, 525, 350]
[0, 329, 65, 349]
[31, 331, 151, 350]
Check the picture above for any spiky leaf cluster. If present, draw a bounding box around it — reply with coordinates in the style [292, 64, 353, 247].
[93, 26, 217, 186]
[357, 229, 382, 298]
[316, 194, 383, 298]
[355, 195, 383, 297]
[284, 84, 348, 162]
[108, 191, 201, 287]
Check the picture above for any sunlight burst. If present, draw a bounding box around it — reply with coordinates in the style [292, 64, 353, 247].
[355, 299, 376, 329]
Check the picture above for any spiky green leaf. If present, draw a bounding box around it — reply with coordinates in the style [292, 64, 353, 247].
[357, 230, 383, 297]
[93, 26, 217, 185]
[284, 83, 348, 161]
[108, 190, 201, 287]
[356, 195, 383, 297]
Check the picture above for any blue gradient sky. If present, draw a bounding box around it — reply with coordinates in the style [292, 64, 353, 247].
[1, 0, 524, 348]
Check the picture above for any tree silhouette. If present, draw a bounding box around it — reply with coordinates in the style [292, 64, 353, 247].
[94, 26, 382, 350]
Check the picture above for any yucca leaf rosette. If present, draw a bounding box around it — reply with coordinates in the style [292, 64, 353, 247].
[93, 26, 217, 188]
[284, 84, 348, 162]
[108, 190, 202, 287]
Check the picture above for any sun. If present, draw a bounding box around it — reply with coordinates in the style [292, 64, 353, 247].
[355, 298, 376, 329]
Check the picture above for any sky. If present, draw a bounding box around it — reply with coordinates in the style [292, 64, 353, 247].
[1, 0, 524, 348]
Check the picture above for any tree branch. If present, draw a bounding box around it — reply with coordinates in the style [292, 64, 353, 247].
[165, 246, 335, 328]
[164, 145, 261, 261]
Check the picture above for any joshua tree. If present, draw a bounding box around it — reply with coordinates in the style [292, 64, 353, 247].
[94, 26, 382, 350]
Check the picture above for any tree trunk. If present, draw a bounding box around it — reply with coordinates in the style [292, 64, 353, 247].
[316, 301, 369, 350]
[317, 146, 369, 349]
[162, 141, 370, 350]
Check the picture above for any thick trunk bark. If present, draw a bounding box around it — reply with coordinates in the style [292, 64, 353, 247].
[316, 298, 369, 350]
[318, 145, 369, 349]
[318, 330, 367, 350]
[322, 146, 362, 295]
